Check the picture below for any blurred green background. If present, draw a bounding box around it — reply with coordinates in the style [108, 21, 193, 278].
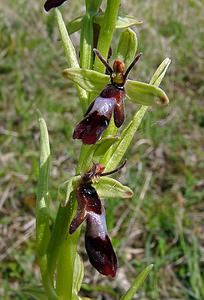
[0, 0, 204, 299]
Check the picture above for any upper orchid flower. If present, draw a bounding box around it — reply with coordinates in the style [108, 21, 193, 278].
[69, 162, 127, 277]
[44, 0, 68, 11]
[73, 49, 142, 144]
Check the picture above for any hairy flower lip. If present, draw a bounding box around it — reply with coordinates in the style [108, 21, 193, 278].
[44, 0, 68, 11]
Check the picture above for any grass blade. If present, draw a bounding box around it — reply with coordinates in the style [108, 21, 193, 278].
[120, 264, 153, 300]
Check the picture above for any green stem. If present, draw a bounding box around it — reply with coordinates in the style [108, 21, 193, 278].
[55, 195, 80, 300]
[77, 0, 121, 171]
[80, 0, 102, 108]
[93, 0, 121, 155]
[80, 13, 93, 71]
[94, 0, 120, 73]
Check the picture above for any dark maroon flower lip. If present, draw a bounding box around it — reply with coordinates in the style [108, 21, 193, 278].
[73, 110, 110, 145]
[73, 87, 125, 145]
[44, 0, 68, 11]
[85, 213, 117, 277]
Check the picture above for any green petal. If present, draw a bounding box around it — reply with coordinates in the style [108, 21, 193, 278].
[117, 28, 138, 67]
[126, 80, 169, 106]
[63, 68, 109, 93]
[120, 264, 153, 300]
[93, 177, 133, 199]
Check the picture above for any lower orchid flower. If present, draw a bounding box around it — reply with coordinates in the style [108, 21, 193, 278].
[69, 162, 127, 277]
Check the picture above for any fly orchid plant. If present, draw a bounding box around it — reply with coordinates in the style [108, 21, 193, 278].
[32, 0, 171, 299]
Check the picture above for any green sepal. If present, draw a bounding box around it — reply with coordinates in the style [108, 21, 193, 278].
[72, 253, 84, 298]
[121, 264, 153, 300]
[94, 13, 142, 29]
[117, 28, 137, 67]
[58, 176, 81, 206]
[67, 14, 142, 35]
[93, 177, 133, 199]
[63, 68, 109, 93]
[150, 57, 171, 86]
[126, 79, 169, 106]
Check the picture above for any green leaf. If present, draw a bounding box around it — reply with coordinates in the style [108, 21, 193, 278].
[55, 9, 87, 112]
[72, 253, 84, 297]
[36, 116, 51, 257]
[93, 177, 133, 199]
[55, 9, 79, 69]
[22, 286, 47, 300]
[93, 0, 120, 74]
[76, 136, 118, 173]
[150, 58, 171, 87]
[94, 14, 142, 29]
[76, 144, 96, 173]
[58, 176, 81, 206]
[67, 16, 83, 35]
[63, 68, 109, 93]
[93, 136, 119, 158]
[126, 79, 169, 106]
[117, 28, 138, 67]
[120, 264, 153, 300]
[105, 106, 148, 172]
